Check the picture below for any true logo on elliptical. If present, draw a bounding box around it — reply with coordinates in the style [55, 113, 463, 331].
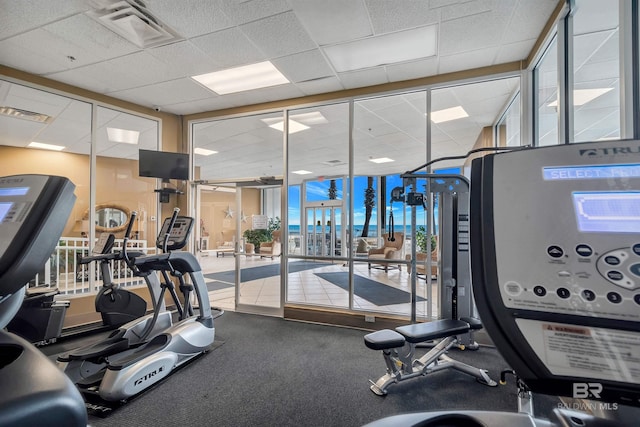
[134, 366, 165, 386]
[579, 145, 640, 157]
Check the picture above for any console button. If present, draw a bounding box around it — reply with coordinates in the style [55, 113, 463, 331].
[606, 292, 622, 304]
[629, 263, 640, 277]
[547, 245, 564, 258]
[634, 294, 640, 305]
[575, 244, 593, 257]
[533, 286, 546, 297]
[557, 288, 571, 299]
[633, 243, 640, 256]
[604, 255, 621, 266]
[607, 270, 624, 281]
[581, 289, 596, 301]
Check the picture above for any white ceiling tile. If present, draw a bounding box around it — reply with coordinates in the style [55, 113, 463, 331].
[148, 41, 219, 77]
[145, 0, 233, 38]
[438, 47, 500, 74]
[386, 57, 439, 82]
[240, 12, 317, 59]
[0, 0, 88, 40]
[439, 9, 511, 55]
[42, 14, 140, 66]
[365, 0, 439, 34]
[219, 0, 291, 25]
[0, 30, 76, 74]
[440, 0, 497, 21]
[191, 28, 266, 69]
[501, 0, 558, 43]
[495, 39, 536, 63]
[291, 0, 372, 46]
[272, 49, 334, 83]
[295, 77, 344, 96]
[338, 67, 389, 90]
[109, 78, 215, 109]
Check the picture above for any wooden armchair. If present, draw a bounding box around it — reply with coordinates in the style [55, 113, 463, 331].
[368, 232, 405, 272]
[259, 229, 282, 259]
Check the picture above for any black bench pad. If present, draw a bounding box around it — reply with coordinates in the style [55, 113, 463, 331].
[460, 317, 483, 330]
[396, 319, 470, 344]
[364, 329, 406, 350]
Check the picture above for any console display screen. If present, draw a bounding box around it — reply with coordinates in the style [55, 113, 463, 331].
[573, 191, 640, 233]
[543, 164, 640, 180]
[0, 202, 12, 222]
[0, 187, 29, 196]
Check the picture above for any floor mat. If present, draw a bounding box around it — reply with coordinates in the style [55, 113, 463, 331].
[314, 272, 426, 306]
[204, 261, 330, 283]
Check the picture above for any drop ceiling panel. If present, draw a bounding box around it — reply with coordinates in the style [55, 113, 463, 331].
[338, 68, 389, 90]
[240, 12, 317, 59]
[0, 0, 88, 40]
[366, 0, 439, 34]
[110, 78, 215, 108]
[386, 57, 439, 82]
[190, 27, 266, 70]
[148, 41, 220, 78]
[295, 76, 344, 96]
[218, 0, 292, 26]
[272, 50, 335, 83]
[0, 30, 73, 75]
[439, 11, 510, 55]
[291, 0, 372, 46]
[42, 14, 140, 67]
[145, 0, 233, 38]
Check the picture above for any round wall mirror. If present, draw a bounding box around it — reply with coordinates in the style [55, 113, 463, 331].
[83, 204, 131, 233]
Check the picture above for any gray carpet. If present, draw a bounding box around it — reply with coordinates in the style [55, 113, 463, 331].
[82, 311, 555, 427]
[315, 272, 426, 306]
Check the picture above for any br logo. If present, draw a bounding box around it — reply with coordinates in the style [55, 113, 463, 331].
[573, 382, 602, 399]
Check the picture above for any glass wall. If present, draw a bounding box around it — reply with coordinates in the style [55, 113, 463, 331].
[287, 102, 350, 309]
[536, 37, 559, 146]
[0, 79, 160, 295]
[572, 0, 621, 142]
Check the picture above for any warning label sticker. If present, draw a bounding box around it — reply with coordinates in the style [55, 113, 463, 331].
[516, 319, 640, 383]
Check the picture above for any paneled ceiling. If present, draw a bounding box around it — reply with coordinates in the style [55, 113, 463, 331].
[1, 0, 567, 182]
[1, 0, 558, 114]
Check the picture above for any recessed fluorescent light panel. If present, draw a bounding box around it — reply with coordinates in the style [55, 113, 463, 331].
[261, 112, 327, 134]
[292, 170, 313, 175]
[324, 25, 437, 73]
[194, 147, 218, 156]
[0, 106, 52, 123]
[192, 61, 290, 95]
[430, 106, 469, 123]
[547, 88, 614, 107]
[28, 141, 65, 151]
[369, 157, 394, 164]
[107, 127, 139, 144]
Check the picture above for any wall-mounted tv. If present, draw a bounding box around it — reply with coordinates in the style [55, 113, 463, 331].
[138, 149, 189, 181]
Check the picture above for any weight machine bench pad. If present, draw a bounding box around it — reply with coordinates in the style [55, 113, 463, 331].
[396, 319, 471, 344]
[364, 329, 406, 351]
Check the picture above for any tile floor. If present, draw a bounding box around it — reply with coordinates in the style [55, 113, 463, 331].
[198, 251, 439, 319]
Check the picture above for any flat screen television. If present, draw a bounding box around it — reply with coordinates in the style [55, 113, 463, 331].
[138, 149, 189, 181]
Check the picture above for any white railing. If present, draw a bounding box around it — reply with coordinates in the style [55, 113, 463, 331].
[32, 237, 155, 296]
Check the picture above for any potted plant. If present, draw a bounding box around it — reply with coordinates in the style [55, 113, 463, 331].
[415, 225, 437, 253]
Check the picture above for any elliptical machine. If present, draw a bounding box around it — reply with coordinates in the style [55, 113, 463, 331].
[57, 212, 173, 385]
[58, 208, 217, 403]
[82, 230, 147, 328]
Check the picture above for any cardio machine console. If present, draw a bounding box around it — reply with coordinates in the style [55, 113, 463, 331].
[156, 215, 194, 251]
[471, 139, 640, 407]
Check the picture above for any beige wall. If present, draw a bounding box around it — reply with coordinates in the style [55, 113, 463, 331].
[0, 146, 159, 242]
[200, 187, 261, 248]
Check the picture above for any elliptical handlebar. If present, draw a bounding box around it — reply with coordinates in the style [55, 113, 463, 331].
[162, 208, 180, 253]
[122, 211, 138, 267]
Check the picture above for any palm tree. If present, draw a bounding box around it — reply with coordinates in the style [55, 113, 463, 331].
[361, 177, 375, 237]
